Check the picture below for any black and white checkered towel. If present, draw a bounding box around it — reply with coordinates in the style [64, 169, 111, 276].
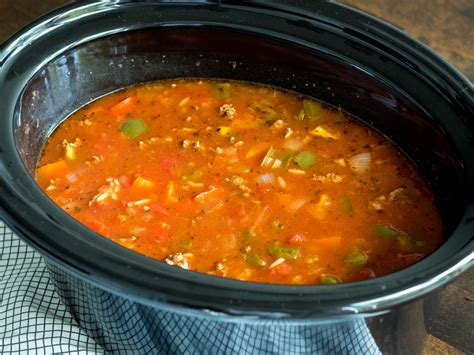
[1, 220, 381, 354]
[0, 221, 103, 354]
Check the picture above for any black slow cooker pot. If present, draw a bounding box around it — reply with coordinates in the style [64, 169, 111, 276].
[0, 1, 472, 354]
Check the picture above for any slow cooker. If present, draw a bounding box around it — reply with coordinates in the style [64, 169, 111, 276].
[0, 1, 472, 353]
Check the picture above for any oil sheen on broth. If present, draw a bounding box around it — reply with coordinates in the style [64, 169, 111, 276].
[36, 79, 443, 285]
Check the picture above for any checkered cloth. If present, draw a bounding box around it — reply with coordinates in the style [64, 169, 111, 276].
[1, 220, 381, 354]
[0, 221, 103, 354]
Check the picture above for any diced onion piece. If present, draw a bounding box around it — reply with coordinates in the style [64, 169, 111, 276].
[200, 198, 224, 213]
[256, 173, 275, 185]
[194, 186, 219, 203]
[187, 181, 204, 188]
[223, 147, 239, 164]
[348, 152, 371, 173]
[310, 126, 339, 140]
[272, 120, 286, 129]
[178, 96, 190, 106]
[65, 172, 78, 183]
[250, 205, 270, 231]
[129, 198, 152, 206]
[277, 176, 287, 189]
[283, 138, 304, 151]
[269, 257, 286, 269]
[271, 159, 282, 169]
[288, 197, 309, 213]
[129, 226, 145, 235]
[288, 169, 306, 175]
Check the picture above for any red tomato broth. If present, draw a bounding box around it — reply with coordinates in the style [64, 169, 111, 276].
[36, 79, 443, 285]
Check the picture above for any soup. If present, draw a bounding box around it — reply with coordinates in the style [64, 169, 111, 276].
[36, 79, 443, 285]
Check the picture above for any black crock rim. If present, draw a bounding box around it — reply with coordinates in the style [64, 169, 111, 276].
[0, 0, 472, 321]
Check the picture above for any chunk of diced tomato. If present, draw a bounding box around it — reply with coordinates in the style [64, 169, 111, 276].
[160, 155, 180, 173]
[152, 229, 171, 243]
[397, 253, 423, 267]
[93, 133, 111, 154]
[83, 219, 108, 236]
[150, 203, 170, 217]
[313, 236, 341, 250]
[118, 175, 132, 188]
[354, 268, 376, 281]
[270, 263, 292, 276]
[110, 96, 136, 115]
[178, 199, 198, 216]
[211, 154, 226, 170]
[230, 203, 247, 219]
[278, 193, 293, 206]
[288, 234, 304, 245]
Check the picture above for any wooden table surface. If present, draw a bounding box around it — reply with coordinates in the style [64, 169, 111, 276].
[1, 0, 472, 354]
